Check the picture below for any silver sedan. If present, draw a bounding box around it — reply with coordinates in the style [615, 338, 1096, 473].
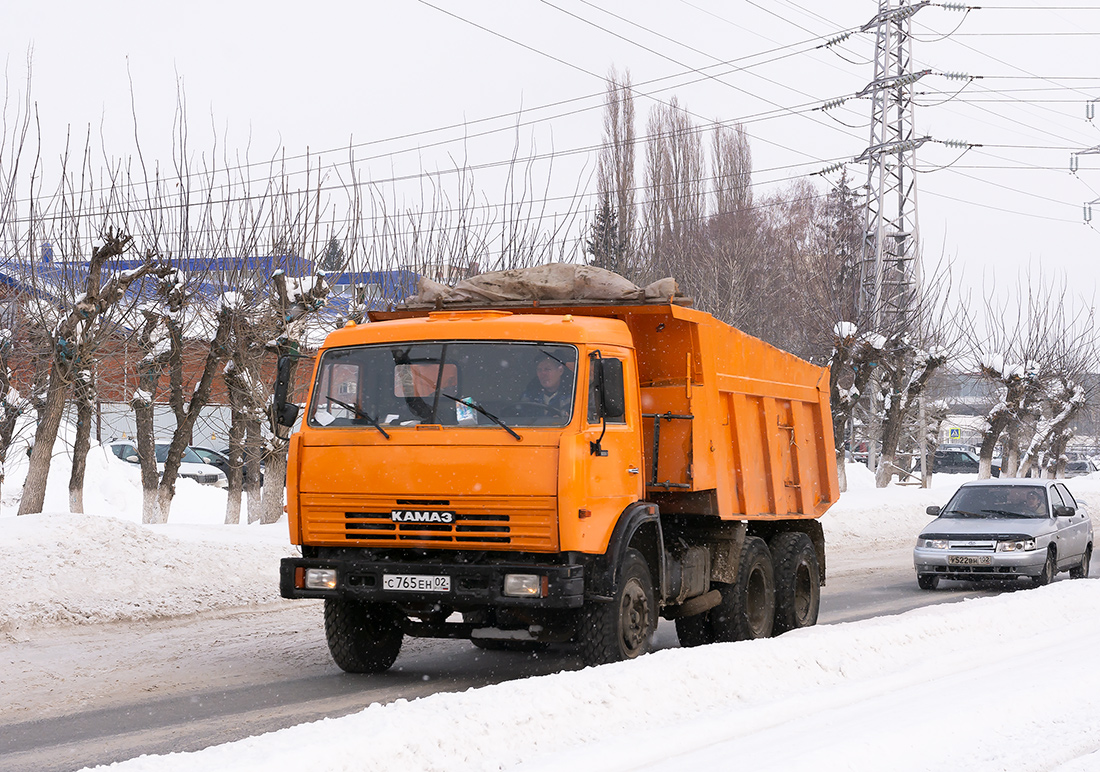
[914, 479, 1093, 590]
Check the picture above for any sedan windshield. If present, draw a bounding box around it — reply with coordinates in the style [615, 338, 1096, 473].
[941, 485, 1049, 519]
[308, 341, 578, 430]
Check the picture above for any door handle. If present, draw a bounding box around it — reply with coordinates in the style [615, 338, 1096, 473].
[627, 466, 640, 475]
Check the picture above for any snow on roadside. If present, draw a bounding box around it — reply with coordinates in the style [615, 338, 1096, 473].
[0, 433, 296, 632]
[0, 514, 291, 631]
[86, 579, 1100, 772]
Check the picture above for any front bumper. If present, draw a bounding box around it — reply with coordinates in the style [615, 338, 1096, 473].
[913, 546, 1047, 579]
[280, 556, 586, 610]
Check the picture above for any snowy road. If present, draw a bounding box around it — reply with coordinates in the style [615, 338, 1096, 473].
[0, 545, 1025, 772]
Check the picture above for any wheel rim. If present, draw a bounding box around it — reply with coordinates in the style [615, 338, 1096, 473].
[619, 578, 651, 656]
[793, 561, 812, 621]
[745, 565, 769, 636]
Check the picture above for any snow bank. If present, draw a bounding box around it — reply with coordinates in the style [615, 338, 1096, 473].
[0, 428, 295, 632]
[89, 579, 1100, 772]
[0, 514, 291, 631]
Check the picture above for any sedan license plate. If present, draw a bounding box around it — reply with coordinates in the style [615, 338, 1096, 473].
[948, 555, 992, 566]
[383, 574, 451, 592]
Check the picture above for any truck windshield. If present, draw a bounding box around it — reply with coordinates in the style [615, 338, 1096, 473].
[307, 341, 578, 430]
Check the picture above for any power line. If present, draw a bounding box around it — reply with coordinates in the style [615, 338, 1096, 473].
[541, 1, 867, 137]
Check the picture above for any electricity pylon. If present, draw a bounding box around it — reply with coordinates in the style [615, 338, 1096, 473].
[856, 0, 930, 329]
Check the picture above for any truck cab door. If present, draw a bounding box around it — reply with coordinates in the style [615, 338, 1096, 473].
[585, 352, 644, 514]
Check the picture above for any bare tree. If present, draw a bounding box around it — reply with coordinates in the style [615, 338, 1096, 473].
[594, 66, 637, 280]
[707, 122, 756, 325]
[641, 98, 705, 286]
[19, 230, 157, 514]
[968, 273, 1073, 479]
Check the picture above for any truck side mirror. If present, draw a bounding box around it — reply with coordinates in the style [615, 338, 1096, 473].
[271, 354, 301, 439]
[598, 359, 625, 419]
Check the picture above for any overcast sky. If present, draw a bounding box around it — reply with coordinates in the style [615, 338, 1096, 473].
[4, 1, 1100, 304]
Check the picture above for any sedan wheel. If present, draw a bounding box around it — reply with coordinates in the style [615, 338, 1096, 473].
[1031, 550, 1056, 588]
[917, 573, 938, 591]
[1070, 546, 1092, 580]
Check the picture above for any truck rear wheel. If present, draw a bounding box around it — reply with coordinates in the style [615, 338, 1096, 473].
[711, 537, 775, 641]
[324, 598, 404, 673]
[770, 532, 820, 635]
[674, 613, 713, 648]
[577, 549, 655, 666]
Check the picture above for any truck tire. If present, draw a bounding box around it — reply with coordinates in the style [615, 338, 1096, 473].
[770, 532, 820, 635]
[711, 537, 775, 642]
[674, 613, 714, 648]
[324, 598, 404, 673]
[577, 548, 656, 666]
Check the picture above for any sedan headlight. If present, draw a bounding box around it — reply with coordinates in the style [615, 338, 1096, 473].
[918, 538, 950, 550]
[997, 539, 1037, 552]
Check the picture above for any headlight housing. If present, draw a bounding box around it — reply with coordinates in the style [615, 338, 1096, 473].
[997, 539, 1037, 552]
[918, 538, 950, 550]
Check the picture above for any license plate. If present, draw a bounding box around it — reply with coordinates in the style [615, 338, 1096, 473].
[948, 555, 992, 566]
[383, 574, 451, 592]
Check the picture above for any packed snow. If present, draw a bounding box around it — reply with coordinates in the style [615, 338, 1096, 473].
[3, 456, 1100, 771]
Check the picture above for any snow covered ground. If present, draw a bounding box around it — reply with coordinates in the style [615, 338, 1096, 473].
[3, 456, 1100, 771]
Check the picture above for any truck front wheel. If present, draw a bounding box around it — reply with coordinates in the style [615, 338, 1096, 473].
[324, 598, 404, 673]
[711, 536, 775, 641]
[770, 532, 820, 635]
[577, 549, 656, 666]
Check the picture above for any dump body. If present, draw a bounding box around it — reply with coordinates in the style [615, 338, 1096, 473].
[280, 297, 838, 670]
[367, 302, 839, 522]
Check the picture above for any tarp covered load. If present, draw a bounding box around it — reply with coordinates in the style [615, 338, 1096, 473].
[404, 263, 682, 308]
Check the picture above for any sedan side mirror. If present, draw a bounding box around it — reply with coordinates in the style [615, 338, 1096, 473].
[926, 505, 941, 516]
[1053, 504, 1076, 517]
[125, 454, 139, 464]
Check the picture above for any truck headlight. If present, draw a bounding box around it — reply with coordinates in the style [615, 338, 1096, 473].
[997, 539, 1037, 552]
[503, 574, 546, 597]
[304, 568, 337, 589]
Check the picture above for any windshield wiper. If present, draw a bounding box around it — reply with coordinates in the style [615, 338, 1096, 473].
[946, 510, 985, 518]
[442, 394, 522, 441]
[325, 394, 390, 439]
[981, 509, 1033, 518]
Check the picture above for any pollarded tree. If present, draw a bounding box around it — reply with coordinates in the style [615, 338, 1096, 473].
[828, 323, 882, 492]
[0, 327, 33, 503]
[19, 231, 158, 515]
[257, 271, 330, 524]
[873, 336, 949, 488]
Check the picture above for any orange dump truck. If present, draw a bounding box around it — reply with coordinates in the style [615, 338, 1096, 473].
[275, 294, 838, 672]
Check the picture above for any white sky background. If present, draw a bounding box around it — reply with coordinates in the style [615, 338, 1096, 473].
[4, 1, 1100, 305]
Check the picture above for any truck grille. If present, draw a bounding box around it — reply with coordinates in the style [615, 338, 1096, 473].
[346, 511, 512, 543]
[299, 494, 559, 551]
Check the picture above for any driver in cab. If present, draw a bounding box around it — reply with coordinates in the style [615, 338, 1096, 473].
[519, 355, 572, 416]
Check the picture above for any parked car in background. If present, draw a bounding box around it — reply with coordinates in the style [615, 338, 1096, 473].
[1064, 458, 1097, 478]
[190, 445, 265, 486]
[914, 479, 1092, 590]
[107, 441, 228, 488]
[931, 447, 1000, 477]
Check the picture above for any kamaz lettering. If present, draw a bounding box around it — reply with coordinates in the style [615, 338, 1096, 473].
[391, 510, 456, 524]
